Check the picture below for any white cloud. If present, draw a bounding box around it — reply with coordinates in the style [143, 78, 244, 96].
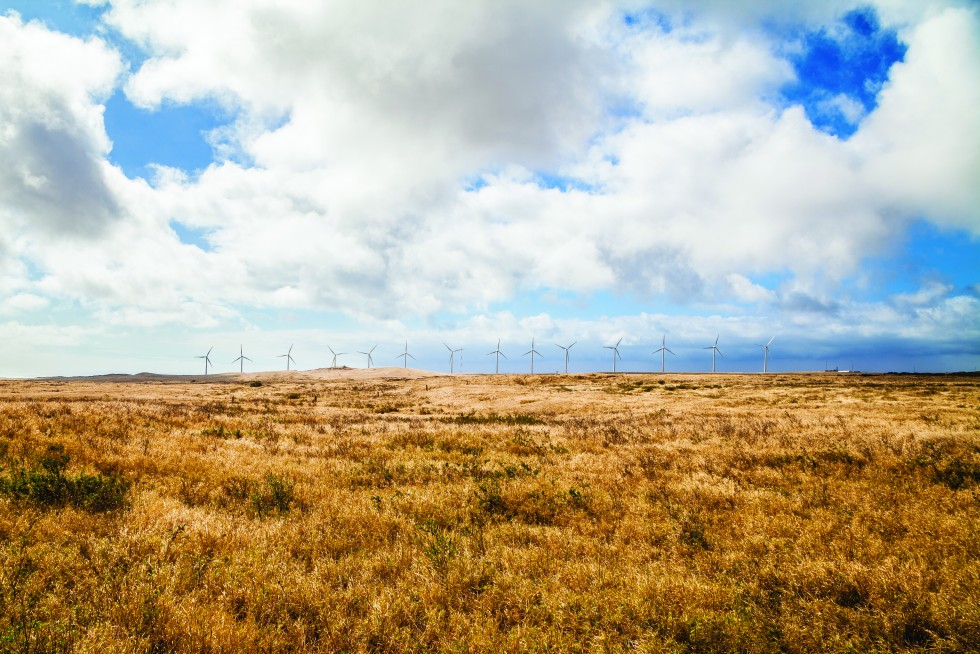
[854, 7, 980, 233]
[0, 293, 49, 314]
[0, 13, 123, 237]
[623, 27, 794, 116]
[0, 1, 976, 375]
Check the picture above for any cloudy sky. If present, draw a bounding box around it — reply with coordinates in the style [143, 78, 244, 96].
[1, 0, 978, 376]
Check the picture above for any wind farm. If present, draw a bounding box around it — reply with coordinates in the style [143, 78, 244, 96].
[2, 330, 976, 654]
[145, 331, 882, 377]
[1, 2, 976, 651]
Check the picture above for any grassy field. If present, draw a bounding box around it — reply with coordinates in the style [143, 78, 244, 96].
[1, 370, 978, 653]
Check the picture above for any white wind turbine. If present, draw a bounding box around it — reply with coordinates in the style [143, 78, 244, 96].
[277, 345, 296, 371]
[358, 345, 377, 369]
[651, 334, 675, 373]
[487, 339, 507, 374]
[396, 341, 415, 368]
[604, 338, 623, 373]
[523, 337, 543, 374]
[758, 336, 774, 373]
[327, 346, 346, 369]
[196, 347, 213, 375]
[704, 335, 723, 373]
[444, 343, 463, 374]
[556, 342, 575, 374]
[232, 345, 252, 373]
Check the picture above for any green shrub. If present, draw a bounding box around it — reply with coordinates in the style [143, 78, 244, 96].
[0, 445, 129, 512]
[250, 474, 297, 517]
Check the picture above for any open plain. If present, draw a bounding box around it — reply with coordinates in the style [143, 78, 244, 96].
[1, 370, 978, 652]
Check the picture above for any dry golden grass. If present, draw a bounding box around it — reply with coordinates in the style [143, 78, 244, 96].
[1, 370, 978, 652]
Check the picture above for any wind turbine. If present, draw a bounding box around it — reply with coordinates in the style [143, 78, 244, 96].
[327, 346, 346, 369]
[231, 345, 252, 373]
[651, 334, 675, 373]
[487, 339, 507, 374]
[523, 337, 543, 374]
[396, 341, 415, 368]
[555, 342, 576, 374]
[444, 343, 463, 374]
[704, 335, 723, 373]
[196, 347, 213, 375]
[277, 345, 296, 371]
[358, 345, 377, 369]
[758, 336, 774, 373]
[604, 338, 623, 373]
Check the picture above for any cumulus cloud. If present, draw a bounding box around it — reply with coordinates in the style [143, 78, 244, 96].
[854, 7, 980, 233]
[92, 3, 974, 305]
[0, 13, 122, 237]
[0, 1, 976, 374]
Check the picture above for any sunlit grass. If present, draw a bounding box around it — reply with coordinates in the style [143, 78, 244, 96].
[0, 373, 977, 652]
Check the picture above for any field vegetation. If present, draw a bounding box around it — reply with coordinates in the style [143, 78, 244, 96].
[0, 371, 978, 652]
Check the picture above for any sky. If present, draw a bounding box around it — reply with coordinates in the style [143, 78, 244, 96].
[1, 0, 978, 377]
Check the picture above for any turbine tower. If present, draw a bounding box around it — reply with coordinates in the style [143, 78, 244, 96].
[231, 345, 252, 373]
[604, 338, 623, 373]
[277, 345, 296, 371]
[486, 339, 507, 374]
[327, 346, 346, 369]
[704, 335, 723, 373]
[758, 336, 774, 373]
[358, 345, 377, 369]
[523, 337, 543, 374]
[396, 341, 415, 368]
[651, 334, 675, 373]
[556, 342, 576, 374]
[444, 343, 463, 374]
[196, 347, 213, 375]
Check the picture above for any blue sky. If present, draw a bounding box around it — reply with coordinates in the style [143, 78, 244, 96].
[0, 0, 978, 376]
